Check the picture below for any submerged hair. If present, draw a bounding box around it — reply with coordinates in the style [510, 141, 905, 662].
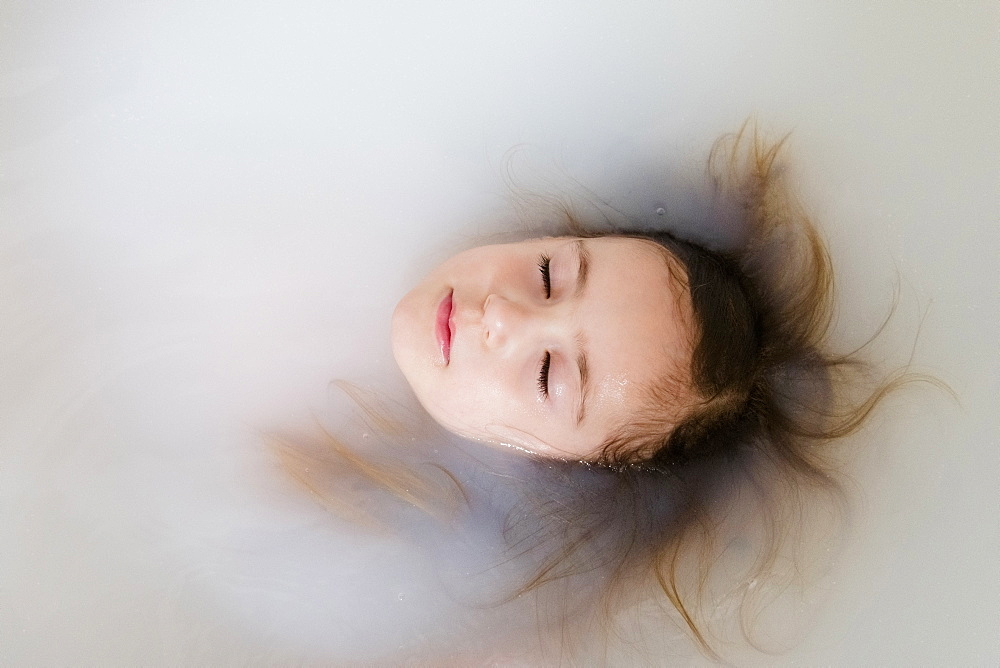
[270, 125, 936, 662]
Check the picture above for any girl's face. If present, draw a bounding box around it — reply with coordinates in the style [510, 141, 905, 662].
[391, 236, 694, 460]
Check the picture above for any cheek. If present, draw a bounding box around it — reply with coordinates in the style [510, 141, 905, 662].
[424, 370, 515, 439]
[424, 395, 491, 441]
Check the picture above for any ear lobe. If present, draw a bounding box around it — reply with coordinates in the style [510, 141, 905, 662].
[484, 424, 553, 456]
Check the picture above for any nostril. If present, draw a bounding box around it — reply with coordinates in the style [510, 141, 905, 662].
[482, 294, 494, 326]
[482, 294, 498, 345]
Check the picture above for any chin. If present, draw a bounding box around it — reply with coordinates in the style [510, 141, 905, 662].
[389, 299, 419, 386]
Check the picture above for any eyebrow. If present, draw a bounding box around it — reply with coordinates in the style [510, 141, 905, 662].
[573, 240, 592, 426]
[573, 239, 590, 298]
[576, 347, 589, 426]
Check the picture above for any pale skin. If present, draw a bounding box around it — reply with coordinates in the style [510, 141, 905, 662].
[391, 236, 695, 460]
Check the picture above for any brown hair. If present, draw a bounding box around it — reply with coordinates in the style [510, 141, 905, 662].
[270, 125, 936, 662]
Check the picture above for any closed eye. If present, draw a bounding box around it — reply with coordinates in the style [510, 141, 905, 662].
[537, 254, 552, 298]
[537, 352, 551, 398]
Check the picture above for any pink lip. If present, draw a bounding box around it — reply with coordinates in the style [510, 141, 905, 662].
[435, 291, 454, 364]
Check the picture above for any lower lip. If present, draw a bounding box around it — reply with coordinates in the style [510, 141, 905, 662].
[435, 291, 453, 364]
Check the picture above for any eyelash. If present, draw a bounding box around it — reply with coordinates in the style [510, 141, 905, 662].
[537, 254, 552, 298]
[536, 254, 552, 398]
[537, 351, 551, 397]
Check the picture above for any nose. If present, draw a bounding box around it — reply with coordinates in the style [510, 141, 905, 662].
[483, 294, 515, 348]
[482, 293, 550, 350]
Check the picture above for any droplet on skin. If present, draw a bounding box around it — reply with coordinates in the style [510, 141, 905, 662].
[596, 374, 628, 406]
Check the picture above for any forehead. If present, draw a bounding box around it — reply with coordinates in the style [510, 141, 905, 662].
[581, 238, 690, 402]
[535, 236, 694, 455]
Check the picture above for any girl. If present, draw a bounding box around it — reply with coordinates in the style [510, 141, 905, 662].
[276, 126, 921, 662]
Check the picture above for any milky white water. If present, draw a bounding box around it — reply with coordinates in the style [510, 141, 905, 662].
[1, 2, 997, 664]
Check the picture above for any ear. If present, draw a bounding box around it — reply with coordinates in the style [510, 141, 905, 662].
[483, 424, 555, 457]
